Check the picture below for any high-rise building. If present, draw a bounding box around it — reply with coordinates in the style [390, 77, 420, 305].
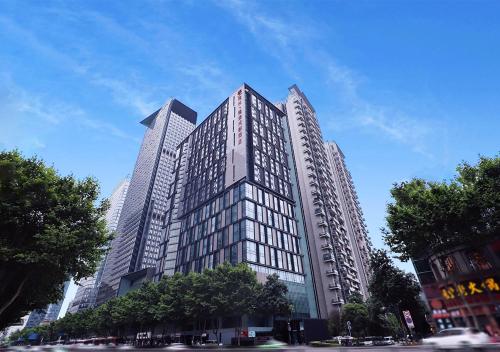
[69, 179, 130, 313]
[282, 85, 365, 319]
[97, 99, 196, 303]
[156, 84, 317, 320]
[325, 142, 372, 298]
[155, 84, 372, 323]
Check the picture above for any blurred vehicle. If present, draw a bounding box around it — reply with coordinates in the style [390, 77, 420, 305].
[339, 336, 353, 346]
[259, 338, 287, 349]
[421, 327, 489, 349]
[355, 336, 381, 346]
[374, 336, 395, 345]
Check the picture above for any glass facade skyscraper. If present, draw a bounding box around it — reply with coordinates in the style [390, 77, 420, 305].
[156, 84, 315, 317]
[97, 99, 196, 303]
[100, 83, 371, 324]
[25, 281, 69, 328]
[69, 178, 130, 313]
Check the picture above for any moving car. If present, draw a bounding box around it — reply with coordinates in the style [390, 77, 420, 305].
[422, 327, 489, 350]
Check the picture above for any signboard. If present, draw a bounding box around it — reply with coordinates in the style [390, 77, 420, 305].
[440, 277, 500, 300]
[248, 330, 256, 338]
[225, 85, 248, 186]
[403, 310, 415, 329]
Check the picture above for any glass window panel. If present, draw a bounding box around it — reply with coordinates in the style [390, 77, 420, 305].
[246, 241, 257, 262]
[245, 183, 253, 199]
[244, 200, 256, 219]
[230, 244, 238, 265]
[231, 204, 238, 223]
[233, 221, 240, 242]
[259, 244, 266, 264]
[244, 219, 255, 240]
[256, 205, 263, 222]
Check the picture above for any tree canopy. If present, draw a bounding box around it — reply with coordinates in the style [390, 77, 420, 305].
[340, 303, 370, 337]
[384, 155, 500, 261]
[368, 249, 430, 336]
[7, 263, 293, 343]
[0, 150, 111, 330]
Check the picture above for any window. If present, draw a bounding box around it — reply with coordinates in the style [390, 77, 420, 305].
[222, 228, 229, 246]
[253, 134, 259, 147]
[231, 204, 238, 223]
[245, 183, 253, 200]
[244, 200, 256, 219]
[246, 241, 257, 262]
[256, 205, 263, 222]
[230, 244, 238, 265]
[233, 186, 240, 203]
[233, 222, 241, 242]
[266, 227, 273, 246]
[255, 150, 261, 165]
[259, 244, 266, 264]
[243, 219, 255, 240]
[216, 231, 222, 249]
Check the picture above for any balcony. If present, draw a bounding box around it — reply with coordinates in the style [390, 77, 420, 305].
[321, 243, 333, 251]
[313, 198, 323, 206]
[323, 254, 335, 263]
[331, 299, 344, 305]
[314, 207, 324, 216]
[326, 268, 338, 276]
[319, 232, 330, 239]
[328, 283, 341, 290]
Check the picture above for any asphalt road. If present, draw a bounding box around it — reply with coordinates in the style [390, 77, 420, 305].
[3, 345, 499, 352]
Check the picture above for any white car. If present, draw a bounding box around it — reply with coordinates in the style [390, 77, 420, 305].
[422, 327, 490, 350]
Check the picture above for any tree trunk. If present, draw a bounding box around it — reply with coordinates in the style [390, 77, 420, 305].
[237, 316, 241, 346]
[0, 275, 28, 318]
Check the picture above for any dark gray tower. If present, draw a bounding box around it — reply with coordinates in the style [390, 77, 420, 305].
[156, 84, 317, 319]
[97, 99, 196, 304]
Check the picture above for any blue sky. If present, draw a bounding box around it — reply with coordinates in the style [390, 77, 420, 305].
[1, 0, 499, 313]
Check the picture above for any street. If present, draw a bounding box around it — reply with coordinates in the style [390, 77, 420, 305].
[3, 345, 500, 352]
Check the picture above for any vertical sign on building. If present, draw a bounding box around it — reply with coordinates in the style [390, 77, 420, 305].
[403, 310, 415, 329]
[225, 85, 247, 187]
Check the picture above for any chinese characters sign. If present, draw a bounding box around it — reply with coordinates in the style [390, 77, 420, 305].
[237, 89, 243, 145]
[441, 277, 500, 300]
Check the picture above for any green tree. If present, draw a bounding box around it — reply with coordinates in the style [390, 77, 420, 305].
[0, 150, 111, 329]
[346, 292, 364, 304]
[256, 274, 292, 319]
[384, 155, 500, 261]
[327, 311, 341, 337]
[156, 273, 191, 332]
[341, 303, 370, 337]
[210, 263, 260, 344]
[368, 249, 429, 336]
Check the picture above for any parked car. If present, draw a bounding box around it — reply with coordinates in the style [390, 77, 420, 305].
[374, 336, 395, 345]
[421, 327, 489, 350]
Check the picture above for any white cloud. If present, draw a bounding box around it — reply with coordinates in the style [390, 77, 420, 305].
[0, 16, 158, 117]
[0, 74, 139, 149]
[218, 0, 441, 158]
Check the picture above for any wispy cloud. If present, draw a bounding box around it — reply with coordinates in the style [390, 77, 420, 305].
[0, 15, 158, 117]
[0, 74, 139, 149]
[217, 0, 442, 157]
